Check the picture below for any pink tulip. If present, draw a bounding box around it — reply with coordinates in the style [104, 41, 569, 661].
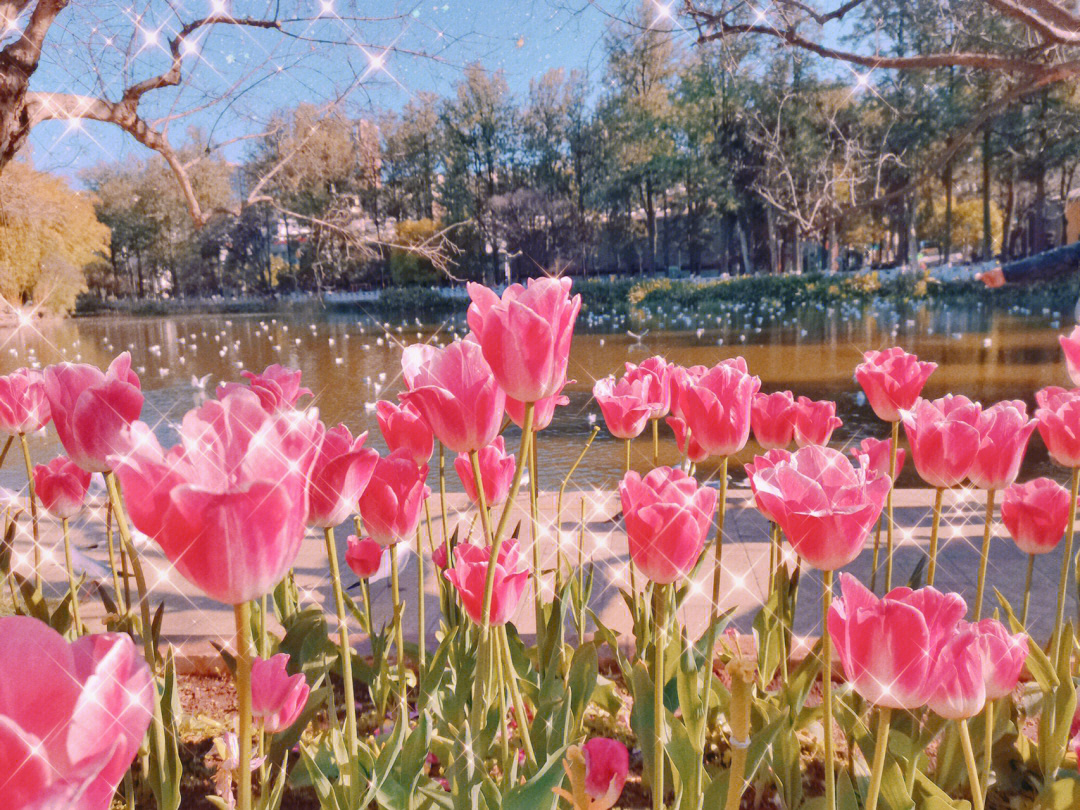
[1035, 386, 1080, 468]
[375, 400, 433, 466]
[399, 340, 505, 453]
[505, 382, 570, 432]
[345, 535, 385, 579]
[1001, 478, 1071, 555]
[668, 364, 708, 420]
[582, 737, 629, 800]
[432, 543, 449, 570]
[466, 276, 581, 402]
[44, 353, 143, 473]
[593, 374, 655, 440]
[793, 396, 843, 447]
[307, 424, 378, 529]
[357, 450, 430, 546]
[970, 400, 1036, 490]
[454, 436, 516, 506]
[112, 387, 322, 604]
[902, 395, 982, 488]
[624, 356, 676, 419]
[855, 347, 937, 423]
[0, 368, 50, 435]
[926, 625, 987, 720]
[443, 538, 529, 625]
[745, 449, 792, 524]
[828, 573, 966, 709]
[33, 456, 92, 520]
[752, 391, 797, 450]
[218, 364, 312, 412]
[251, 653, 310, 733]
[1060, 326, 1080, 387]
[750, 446, 889, 570]
[671, 360, 760, 458]
[851, 437, 905, 480]
[1070, 707, 1080, 761]
[0, 616, 153, 809]
[665, 416, 709, 463]
[966, 618, 1028, 700]
[619, 466, 717, 584]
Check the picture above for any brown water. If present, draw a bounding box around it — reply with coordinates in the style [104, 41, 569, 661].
[0, 304, 1071, 491]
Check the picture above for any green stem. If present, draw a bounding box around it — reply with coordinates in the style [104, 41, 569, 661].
[530, 434, 543, 642]
[492, 622, 511, 776]
[822, 569, 836, 810]
[958, 719, 985, 810]
[61, 518, 83, 635]
[927, 487, 944, 587]
[416, 526, 426, 688]
[322, 527, 358, 760]
[653, 584, 667, 810]
[18, 433, 40, 590]
[870, 513, 883, 593]
[500, 625, 537, 769]
[390, 547, 408, 718]
[982, 700, 994, 795]
[0, 434, 12, 468]
[234, 602, 253, 810]
[865, 706, 893, 810]
[1051, 467, 1079, 669]
[768, 521, 779, 596]
[1021, 554, 1034, 628]
[625, 437, 641, 623]
[104, 499, 124, 613]
[652, 417, 659, 468]
[361, 578, 374, 636]
[577, 496, 586, 641]
[974, 489, 996, 620]
[885, 420, 899, 591]
[700, 456, 729, 750]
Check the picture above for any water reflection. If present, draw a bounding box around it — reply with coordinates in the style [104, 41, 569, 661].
[0, 301, 1070, 491]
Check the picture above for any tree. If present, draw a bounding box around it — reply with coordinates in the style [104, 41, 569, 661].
[0, 159, 109, 312]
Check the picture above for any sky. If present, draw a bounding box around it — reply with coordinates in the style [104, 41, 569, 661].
[16, 0, 686, 182]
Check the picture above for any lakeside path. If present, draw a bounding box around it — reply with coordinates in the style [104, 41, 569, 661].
[2, 479, 1073, 673]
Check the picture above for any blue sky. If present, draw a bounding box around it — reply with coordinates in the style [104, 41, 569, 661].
[22, 0, 675, 181]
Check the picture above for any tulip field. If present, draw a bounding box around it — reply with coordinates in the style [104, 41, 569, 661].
[2, 277, 1080, 810]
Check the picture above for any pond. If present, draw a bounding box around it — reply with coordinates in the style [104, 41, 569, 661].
[0, 298, 1073, 492]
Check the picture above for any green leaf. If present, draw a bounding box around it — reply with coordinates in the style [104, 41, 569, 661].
[501, 745, 569, 810]
[879, 761, 916, 810]
[1033, 777, 1080, 810]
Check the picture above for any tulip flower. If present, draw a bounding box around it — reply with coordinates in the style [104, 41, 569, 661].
[345, 535, 385, 579]
[625, 356, 675, 419]
[399, 339, 505, 454]
[749, 445, 889, 571]
[619, 466, 717, 585]
[829, 573, 966, 710]
[905, 395, 985, 489]
[593, 374, 655, 441]
[1002, 477, 1072, 625]
[667, 364, 708, 420]
[1061, 326, 1080, 386]
[219, 364, 312, 412]
[0, 616, 153, 810]
[455, 436, 515, 507]
[431, 542, 449, 570]
[306, 424, 378, 529]
[671, 359, 760, 458]
[1035, 386, 1080, 468]
[855, 347, 937, 423]
[1002, 478, 1070, 555]
[665, 415, 709, 463]
[851, 437, 905, 480]
[0, 367, 50, 436]
[44, 352, 143, 473]
[111, 387, 322, 605]
[375, 400, 434, 466]
[751, 390, 797, 450]
[505, 380, 571, 432]
[33, 455, 91, 520]
[582, 737, 629, 801]
[444, 538, 529, 626]
[745, 449, 792, 525]
[466, 276, 581, 403]
[357, 450, 430, 546]
[970, 401, 1035, 491]
[967, 619, 1027, 700]
[793, 396, 843, 447]
[251, 653, 310, 733]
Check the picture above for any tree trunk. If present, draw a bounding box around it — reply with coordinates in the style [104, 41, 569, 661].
[943, 160, 953, 265]
[828, 218, 840, 272]
[982, 125, 992, 259]
[644, 176, 657, 273]
[766, 207, 779, 275]
[1003, 168, 1016, 258]
[1033, 167, 1047, 254]
[737, 217, 752, 275]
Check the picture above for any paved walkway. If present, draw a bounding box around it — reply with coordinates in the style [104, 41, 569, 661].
[2, 473, 1072, 673]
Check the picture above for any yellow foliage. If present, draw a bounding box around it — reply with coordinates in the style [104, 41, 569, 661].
[0, 161, 110, 313]
[628, 278, 671, 304]
[923, 196, 1003, 256]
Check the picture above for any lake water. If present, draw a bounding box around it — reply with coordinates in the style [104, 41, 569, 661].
[0, 299, 1073, 491]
